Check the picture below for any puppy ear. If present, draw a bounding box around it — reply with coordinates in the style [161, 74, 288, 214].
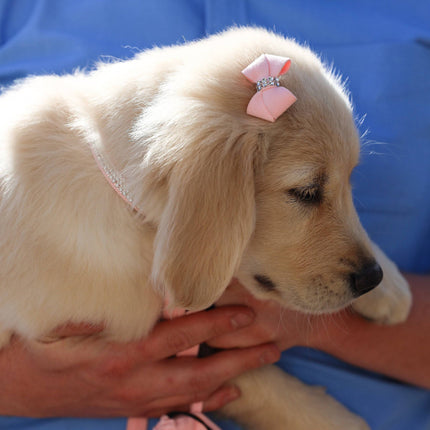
[152, 131, 258, 311]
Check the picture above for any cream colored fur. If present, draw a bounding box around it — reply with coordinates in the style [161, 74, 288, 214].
[0, 28, 411, 428]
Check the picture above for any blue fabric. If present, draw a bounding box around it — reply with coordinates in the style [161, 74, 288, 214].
[0, 1, 429, 429]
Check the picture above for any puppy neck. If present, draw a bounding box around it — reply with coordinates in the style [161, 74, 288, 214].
[88, 140, 144, 215]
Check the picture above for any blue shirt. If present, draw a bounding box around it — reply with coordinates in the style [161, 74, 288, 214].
[0, 1, 429, 429]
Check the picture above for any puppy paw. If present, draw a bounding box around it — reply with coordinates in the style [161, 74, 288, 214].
[352, 242, 412, 325]
[222, 366, 370, 430]
[283, 384, 370, 430]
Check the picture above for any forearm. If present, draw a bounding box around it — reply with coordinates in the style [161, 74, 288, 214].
[310, 274, 430, 389]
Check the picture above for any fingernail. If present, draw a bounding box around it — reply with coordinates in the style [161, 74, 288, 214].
[225, 386, 241, 403]
[231, 310, 255, 329]
[260, 346, 280, 364]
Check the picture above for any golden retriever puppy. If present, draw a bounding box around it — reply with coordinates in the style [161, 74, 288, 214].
[0, 27, 411, 429]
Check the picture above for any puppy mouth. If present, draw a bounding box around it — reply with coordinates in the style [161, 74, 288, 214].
[252, 272, 357, 314]
[251, 261, 381, 314]
[286, 293, 356, 315]
[253, 274, 277, 292]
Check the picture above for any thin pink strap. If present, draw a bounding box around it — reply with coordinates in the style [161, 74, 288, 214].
[126, 417, 148, 430]
[127, 306, 220, 430]
[152, 413, 222, 430]
[168, 309, 204, 416]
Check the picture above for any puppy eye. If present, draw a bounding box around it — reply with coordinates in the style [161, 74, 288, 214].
[287, 186, 322, 205]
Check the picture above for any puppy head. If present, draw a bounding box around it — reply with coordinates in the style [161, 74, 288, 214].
[238, 110, 381, 313]
[229, 28, 382, 313]
[142, 27, 381, 312]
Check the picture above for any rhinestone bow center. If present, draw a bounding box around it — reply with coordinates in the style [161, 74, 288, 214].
[256, 76, 280, 92]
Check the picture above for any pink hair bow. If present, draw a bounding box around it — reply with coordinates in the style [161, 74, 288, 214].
[242, 54, 297, 122]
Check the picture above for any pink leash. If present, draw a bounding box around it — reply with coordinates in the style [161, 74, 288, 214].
[126, 308, 222, 430]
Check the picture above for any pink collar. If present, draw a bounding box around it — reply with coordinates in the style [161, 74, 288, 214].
[89, 141, 143, 214]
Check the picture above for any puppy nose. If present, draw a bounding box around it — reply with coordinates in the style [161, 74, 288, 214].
[350, 261, 383, 297]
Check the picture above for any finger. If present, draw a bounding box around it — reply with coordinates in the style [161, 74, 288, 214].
[189, 343, 280, 391]
[138, 343, 280, 401]
[26, 337, 100, 371]
[132, 345, 278, 416]
[129, 384, 240, 418]
[133, 394, 211, 418]
[144, 385, 240, 418]
[99, 344, 280, 417]
[137, 306, 256, 360]
[208, 329, 264, 349]
[203, 385, 241, 412]
[141, 405, 191, 419]
[48, 322, 105, 339]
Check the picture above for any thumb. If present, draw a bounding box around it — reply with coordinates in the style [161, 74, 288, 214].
[41, 322, 105, 342]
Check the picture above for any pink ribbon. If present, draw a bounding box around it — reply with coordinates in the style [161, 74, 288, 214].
[129, 411, 221, 430]
[151, 412, 222, 430]
[242, 54, 297, 122]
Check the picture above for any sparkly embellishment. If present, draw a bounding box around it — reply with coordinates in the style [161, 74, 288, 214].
[242, 54, 297, 122]
[88, 142, 142, 214]
[256, 76, 280, 91]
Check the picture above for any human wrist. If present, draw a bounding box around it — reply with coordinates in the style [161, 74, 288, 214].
[295, 310, 354, 353]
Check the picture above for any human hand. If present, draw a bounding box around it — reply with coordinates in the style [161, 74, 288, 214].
[212, 277, 430, 390]
[211, 279, 321, 351]
[0, 306, 280, 418]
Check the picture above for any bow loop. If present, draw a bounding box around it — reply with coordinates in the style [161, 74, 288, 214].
[242, 54, 291, 82]
[242, 54, 297, 122]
